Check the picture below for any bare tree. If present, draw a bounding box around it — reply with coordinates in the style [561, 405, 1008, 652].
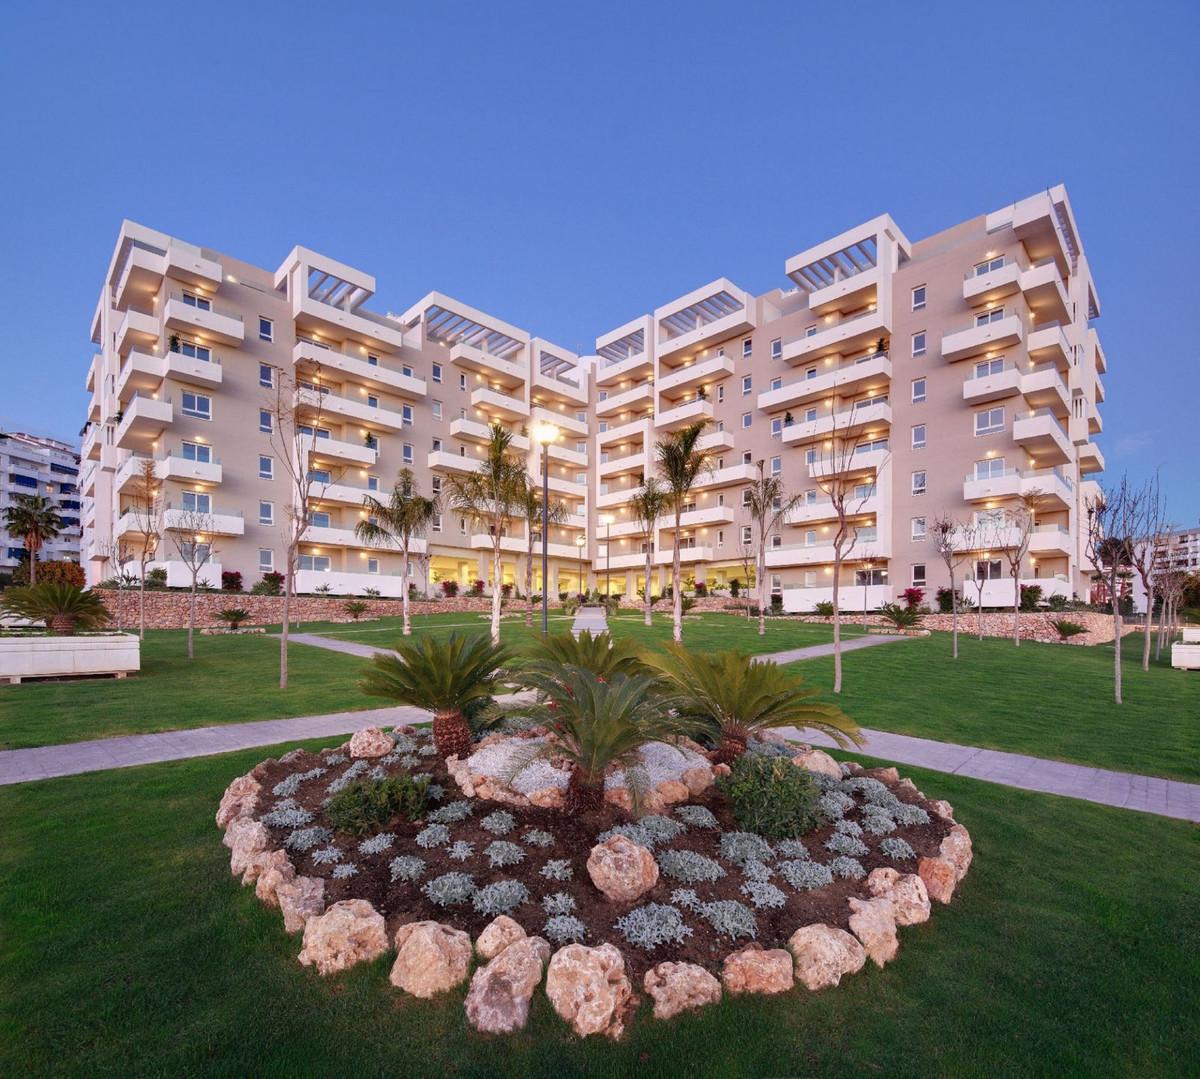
[746, 461, 804, 636]
[930, 513, 972, 658]
[738, 539, 756, 620]
[1085, 476, 1144, 705]
[96, 538, 137, 630]
[127, 458, 165, 641]
[1155, 563, 1185, 660]
[1126, 474, 1166, 672]
[961, 513, 1005, 640]
[167, 510, 219, 659]
[629, 478, 668, 627]
[1000, 492, 1040, 647]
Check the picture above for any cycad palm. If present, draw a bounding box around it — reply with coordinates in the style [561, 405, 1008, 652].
[629, 478, 668, 626]
[645, 644, 862, 763]
[3, 495, 62, 585]
[518, 483, 568, 627]
[517, 630, 651, 683]
[0, 583, 111, 636]
[655, 421, 711, 643]
[360, 633, 511, 759]
[354, 468, 439, 636]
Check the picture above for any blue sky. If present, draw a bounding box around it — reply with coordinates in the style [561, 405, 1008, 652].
[1, 1, 1196, 520]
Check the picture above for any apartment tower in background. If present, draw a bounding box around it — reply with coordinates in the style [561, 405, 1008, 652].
[1, 431, 82, 575]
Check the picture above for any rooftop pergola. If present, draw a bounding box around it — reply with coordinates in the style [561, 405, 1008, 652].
[597, 325, 645, 364]
[786, 235, 879, 292]
[537, 346, 580, 384]
[306, 267, 372, 311]
[408, 297, 526, 360]
[658, 288, 745, 337]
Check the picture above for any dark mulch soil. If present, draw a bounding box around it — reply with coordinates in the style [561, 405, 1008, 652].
[252, 737, 953, 981]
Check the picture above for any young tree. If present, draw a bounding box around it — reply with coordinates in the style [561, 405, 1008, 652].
[655, 421, 712, 644]
[1126, 474, 1166, 672]
[446, 423, 527, 644]
[930, 513, 972, 658]
[517, 481, 567, 628]
[1085, 476, 1144, 705]
[738, 539, 756, 620]
[167, 509, 219, 659]
[1155, 564, 1185, 660]
[1000, 492, 1040, 647]
[629, 478, 668, 627]
[96, 538, 137, 630]
[2, 494, 62, 586]
[746, 461, 803, 636]
[354, 468, 440, 637]
[127, 458, 165, 641]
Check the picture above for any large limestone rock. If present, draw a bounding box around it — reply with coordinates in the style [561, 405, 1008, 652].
[787, 924, 866, 990]
[278, 875, 325, 933]
[465, 936, 552, 1034]
[643, 961, 722, 1020]
[918, 856, 957, 905]
[585, 835, 658, 903]
[226, 819, 270, 877]
[940, 824, 973, 881]
[847, 896, 899, 967]
[655, 779, 690, 806]
[242, 846, 290, 887]
[720, 944, 794, 996]
[930, 799, 955, 822]
[866, 868, 930, 926]
[791, 748, 842, 779]
[255, 853, 296, 908]
[349, 726, 395, 759]
[545, 943, 634, 1039]
[681, 765, 714, 796]
[476, 915, 526, 961]
[390, 921, 473, 998]
[298, 899, 388, 976]
[216, 773, 261, 829]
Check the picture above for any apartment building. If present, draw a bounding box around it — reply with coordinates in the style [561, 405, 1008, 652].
[81, 184, 1106, 608]
[1, 431, 82, 573]
[1155, 528, 1200, 575]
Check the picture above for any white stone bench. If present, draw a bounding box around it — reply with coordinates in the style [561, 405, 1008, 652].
[0, 633, 141, 684]
[1171, 642, 1200, 671]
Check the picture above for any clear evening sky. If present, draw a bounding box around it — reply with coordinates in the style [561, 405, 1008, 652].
[0, 1, 1196, 521]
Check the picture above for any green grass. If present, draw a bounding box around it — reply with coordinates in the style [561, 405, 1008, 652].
[0, 631, 384, 750]
[796, 631, 1200, 783]
[0, 744, 1195, 1076]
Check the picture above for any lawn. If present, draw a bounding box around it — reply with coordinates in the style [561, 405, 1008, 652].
[0, 631, 384, 750]
[0, 744, 1195, 1076]
[795, 631, 1200, 783]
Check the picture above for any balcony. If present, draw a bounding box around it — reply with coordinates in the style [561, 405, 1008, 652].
[470, 532, 525, 555]
[294, 569, 409, 598]
[304, 525, 420, 552]
[86, 354, 101, 393]
[116, 309, 160, 357]
[808, 446, 890, 481]
[300, 388, 408, 432]
[655, 546, 713, 566]
[302, 433, 378, 467]
[1079, 441, 1105, 475]
[1020, 366, 1070, 414]
[1029, 525, 1072, 555]
[1013, 409, 1072, 465]
[596, 417, 650, 446]
[114, 240, 222, 311]
[654, 280, 754, 362]
[427, 450, 483, 475]
[765, 543, 840, 568]
[595, 351, 653, 387]
[532, 405, 586, 436]
[694, 463, 758, 490]
[164, 293, 244, 347]
[598, 451, 647, 479]
[546, 474, 587, 498]
[962, 260, 1071, 325]
[310, 481, 373, 506]
[452, 341, 526, 390]
[656, 355, 734, 395]
[962, 467, 1074, 508]
[679, 505, 736, 528]
[786, 493, 879, 525]
[163, 507, 245, 536]
[941, 315, 1023, 362]
[655, 397, 713, 431]
[293, 340, 427, 398]
[962, 366, 1021, 405]
[596, 382, 654, 417]
[114, 394, 173, 450]
[596, 484, 643, 509]
[697, 429, 735, 452]
[546, 442, 587, 468]
[140, 559, 223, 590]
[782, 309, 888, 364]
[1011, 190, 1074, 276]
[756, 353, 892, 411]
[471, 386, 529, 421]
[781, 583, 892, 614]
[1026, 323, 1071, 370]
[781, 401, 891, 447]
[807, 265, 883, 318]
[449, 417, 531, 451]
[157, 454, 222, 485]
[531, 347, 587, 405]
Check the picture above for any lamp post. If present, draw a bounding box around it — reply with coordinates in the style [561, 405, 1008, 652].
[601, 514, 614, 600]
[862, 557, 873, 628]
[575, 534, 585, 596]
[531, 421, 560, 635]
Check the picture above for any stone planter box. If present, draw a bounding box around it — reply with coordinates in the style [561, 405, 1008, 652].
[0, 632, 141, 684]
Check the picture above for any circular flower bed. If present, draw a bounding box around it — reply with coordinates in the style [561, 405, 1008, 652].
[218, 725, 973, 1038]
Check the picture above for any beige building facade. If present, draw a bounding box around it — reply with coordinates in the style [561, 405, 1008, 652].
[81, 184, 1106, 609]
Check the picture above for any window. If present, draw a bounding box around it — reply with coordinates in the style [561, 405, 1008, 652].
[771, 418, 783, 439]
[431, 437, 442, 453]
[741, 375, 752, 396]
[179, 340, 211, 362]
[804, 407, 818, 422]
[576, 411, 587, 424]
[911, 470, 927, 496]
[805, 366, 818, 380]
[741, 412, 752, 429]
[258, 455, 273, 479]
[597, 390, 608, 402]
[458, 517, 468, 535]
[365, 474, 379, 492]
[974, 407, 1005, 435]
[181, 441, 211, 463]
[770, 455, 781, 476]
[805, 447, 817, 465]
[804, 530, 817, 547]
[771, 534, 782, 549]
[912, 564, 927, 587]
[742, 338, 753, 358]
[459, 373, 467, 390]
[741, 451, 753, 465]
[259, 409, 272, 433]
[258, 549, 274, 571]
[770, 574, 782, 592]
[258, 317, 273, 343]
[431, 400, 442, 420]
[911, 377, 926, 403]
[431, 514, 443, 533]
[309, 511, 331, 528]
[974, 256, 1005, 276]
[741, 525, 752, 545]
[181, 392, 211, 420]
[431, 362, 442, 383]
[911, 424, 927, 449]
[259, 500, 274, 525]
[911, 517, 927, 541]
[770, 376, 782, 392]
[912, 331, 927, 357]
[856, 568, 887, 586]
[181, 491, 211, 513]
[975, 307, 1005, 327]
[298, 554, 331, 572]
[805, 325, 818, 337]
[771, 338, 782, 360]
[403, 443, 414, 465]
[367, 557, 379, 574]
[182, 291, 211, 311]
[975, 558, 1003, 580]
[308, 468, 331, 484]
[741, 489, 752, 507]
[911, 285, 926, 311]
[258, 363, 274, 388]
[429, 476, 440, 495]
[367, 354, 379, 367]
[366, 394, 379, 409]
[974, 457, 1006, 480]
[402, 404, 414, 427]
[974, 357, 1004, 378]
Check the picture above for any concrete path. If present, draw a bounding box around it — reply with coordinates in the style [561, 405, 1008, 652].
[571, 605, 609, 639]
[757, 633, 909, 664]
[280, 632, 389, 659]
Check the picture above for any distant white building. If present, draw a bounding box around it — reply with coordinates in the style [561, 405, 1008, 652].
[0, 430, 82, 574]
[1157, 528, 1200, 574]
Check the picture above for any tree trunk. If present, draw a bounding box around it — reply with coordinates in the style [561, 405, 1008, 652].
[187, 579, 196, 659]
[713, 731, 748, 765]
[28, 543, 38, 586]
[524, 542, 534, 629]
[643, 547, 653, 627]
[565, 767, 604, 815]
[672, 510, 683, 644]
[1111, 569, 1122, 705]
[950, 572, 959, 659]
[402, 546, 412, 636]
[1141, 583, 1153, 671]
[757, 545, 766, 636]
[976, 585, 984, 640]
[490, 543, 502, 645]
[432, 710, 474, 761]
[138, 573, 146, 641]
[1013, 574, 1021, 647]
[280, 568, 292, 690]
[832, 549, 843, 694]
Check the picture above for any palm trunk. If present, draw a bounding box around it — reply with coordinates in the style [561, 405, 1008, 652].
[643, 544, 653, 627]
[490, 542, 502, 645]
[1141, 583, 1153, 671]
[832, 548, 843, 694]
[187, 578, 196, 659]
[565, 767, 604, 815]
[28, 542, 38, 586]
[432, 710, 474, 761]
[672, 509, 682, 644]
[280, 568, 292, 690]
[757, 545, 766, 636]
[714, 731, 748, 764]
[524, 542, 534, 629]
[402, 546, 412, 636]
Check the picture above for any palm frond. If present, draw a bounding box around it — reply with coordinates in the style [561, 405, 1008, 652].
[359, 632, 511, 714]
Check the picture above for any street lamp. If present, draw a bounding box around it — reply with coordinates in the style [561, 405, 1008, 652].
[531, 420, 560, 635]
[575, 534, 585, 596]
[862, 556, 873, 628]
[601, 513, 615, 600]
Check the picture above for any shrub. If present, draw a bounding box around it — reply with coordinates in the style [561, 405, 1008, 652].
[312, 846, 342, 865]
[543, 915, 586, 945]
[694, 581, 707, 597]
[1051, 618, 1087, 641]
[730, 578, 741, 598]
[447, 840, 474, 862]
[22, 560, 86, 588]
[440, 579, 459, 598]
[1019, 584, 1044, 612]
[422, 872, 477, 906]
[813, 600, 835, 619]
[741, 859, 773, 881]
[366, 587, 383, 598]
[285, 826, 332, 852]
[357, 833, 395, 855]
[500, 582, 513, 599]
[332, 863, 358, 879]
[484, 841, 525, 868]
[326, 775, 429, 836]
[472, 879, 529, 916]
[861, 810, 897, 836]
[657, 849, 727, 883]
[824, 832, 869, 857]
[900, 587, 925, 610]
[740, 880, 788, 909]
[344, 600, 368, 620]
[470, 578, 485, 596]
[1046, 593, 1069, 612]
[522, 828, 555, 848]
[221, 570, 244, 592]
[718, 830, 775, 866]
[313, 584, 333, 596]
[777, 859, 832, 891]
[770, 593, 783, 614]
[878, 602, 924, 630]
[879, 837, 917, 861]
[389, 855, 426, 882]
[480, 810, 515, 835]
[669, 888, 704, 912]
[216, 607, 250, 630]
[146, 567, 168, 590]
[698, 900, 757, 940]
[251, 571, 284, 596]
[428, 800, 474, 824]
[415, 823, 452, 848]
[542, 892, 576, 916]
[540, 859, 573, 881]
[716, 756, 821, 839]
[936, 587, 955, 613]
[673, 805, 719, 829]
[634, 815, 687, 844]
[615, 904, 694, 950]
[817, 791, 853, 823]
[261, 803, 314, 828]
[829, 856, 866, 880]
[774, 838, 809, 859]
[891, 803, 930, 826]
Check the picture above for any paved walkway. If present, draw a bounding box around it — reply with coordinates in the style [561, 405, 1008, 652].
[756, 633, 909, 664]
[571, 606, 609, 639]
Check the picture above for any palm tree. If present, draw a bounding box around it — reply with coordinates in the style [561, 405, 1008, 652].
[645, 645, 862, 763]
[518, 482, 568, 628]
[745, 462, 804, 635]
[517, 629, 652, 683]
[446, 424, 528, 644]
[360, 633, 511, 759]
[3, 495, 62, 585]
[655, 421, 711, 643]
[0, 583, 111, 636]
[354, 468, 440, 636]
[629, 478, 668, 627]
